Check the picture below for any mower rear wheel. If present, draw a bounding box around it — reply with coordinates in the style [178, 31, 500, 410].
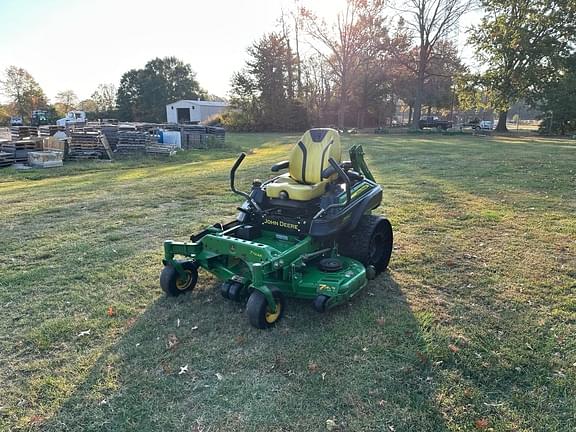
[160, 261, 198, 297]
[339, 215, 393, 274]
[246, 288, 285, 329]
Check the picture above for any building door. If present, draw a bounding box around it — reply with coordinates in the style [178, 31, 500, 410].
[177, 108, 190, 123]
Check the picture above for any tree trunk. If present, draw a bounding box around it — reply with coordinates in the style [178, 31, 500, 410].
[411, 48, 427, 128]
[294, 17, 303, 99]
[496, 110, 508, 132]
[338, 77, 346, 129]
[412, 87, 423, 129]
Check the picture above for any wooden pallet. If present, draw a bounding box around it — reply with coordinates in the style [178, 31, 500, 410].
[38, 125, 64, 137]
[117, 131, 151, 153]
[68, 130, 112, 160]
[0, 151, 14, 167]
[146, 144, 177, 156]
[11, 126, 38, 140]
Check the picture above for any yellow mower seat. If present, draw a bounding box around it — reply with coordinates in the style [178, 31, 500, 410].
[266, 128, 342, 201]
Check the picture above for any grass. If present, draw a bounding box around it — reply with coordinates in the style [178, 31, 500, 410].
[0, 132, 575, 431]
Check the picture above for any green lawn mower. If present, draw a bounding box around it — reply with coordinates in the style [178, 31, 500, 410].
[160, 128, 393, 329]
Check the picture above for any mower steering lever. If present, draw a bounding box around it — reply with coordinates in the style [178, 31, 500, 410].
[313, 158, 352, 220]
[230, 152, 262, 211]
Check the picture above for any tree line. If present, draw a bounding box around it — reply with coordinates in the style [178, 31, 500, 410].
[1, 0, 575, 133]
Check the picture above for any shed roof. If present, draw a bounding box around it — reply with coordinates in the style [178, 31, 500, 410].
[168, 100, 229, 107]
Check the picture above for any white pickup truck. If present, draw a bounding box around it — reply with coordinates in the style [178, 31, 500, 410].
[56, 111, 86, 127]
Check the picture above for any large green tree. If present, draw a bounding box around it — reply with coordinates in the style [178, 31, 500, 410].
[300, 0, 386, 128]
[0, 66, 47, 120]
[228, 33, 308, 131]
[470, 0, 576, 131]
[116, 57, 206, 122]
[55, 90, 79, 112]
[534, 55, 576, 135]
[394, 0, 472, 128]
[91, 83, 117, 114]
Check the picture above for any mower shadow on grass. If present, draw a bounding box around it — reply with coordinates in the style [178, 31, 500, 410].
[43, 274, 451, 432]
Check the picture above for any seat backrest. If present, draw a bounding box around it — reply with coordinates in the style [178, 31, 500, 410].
[288, 128, 342, 184]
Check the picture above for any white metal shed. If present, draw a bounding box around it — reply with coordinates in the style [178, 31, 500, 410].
[166, 100, 229, 124]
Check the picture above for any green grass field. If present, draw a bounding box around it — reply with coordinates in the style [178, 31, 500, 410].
[1, 133, 575, 431]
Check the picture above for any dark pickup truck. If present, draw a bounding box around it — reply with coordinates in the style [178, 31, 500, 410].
[418, 116, 452, 130]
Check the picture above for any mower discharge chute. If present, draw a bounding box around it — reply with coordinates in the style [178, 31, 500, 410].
[160, 128, 393, 329]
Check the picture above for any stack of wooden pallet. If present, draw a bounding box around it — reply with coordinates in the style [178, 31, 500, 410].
[38, 125, 64, 137]
[0, 151, 15, 168]
[116, 130, 151, 153]
[145, 143, 177, 156]
[180, 125, 206, 149]
[11, 126, 38, 140]
[180, 125, 226, 149]
[206, 126, 226, 147]
[68, 130, 113, 160]
[100, 124, 119, 150]
[1, 139, 41, 163]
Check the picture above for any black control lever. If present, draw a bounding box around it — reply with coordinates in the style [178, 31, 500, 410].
[313, 157, 352, 219]
[230, 152, 262, 211]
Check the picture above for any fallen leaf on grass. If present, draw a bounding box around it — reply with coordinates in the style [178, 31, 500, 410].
[308, 362, 319, 373]
[326, 419, 337, 430]
[167, 334, 179, 350]
[29, 415, 45, 426]
[474, 419, 489, 429]
[448, 344, 460, 353]
[107, 307, 115, 317]
[416, 351, 428, 364]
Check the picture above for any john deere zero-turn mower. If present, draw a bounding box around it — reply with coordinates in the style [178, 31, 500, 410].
[160, 128, 393, 329]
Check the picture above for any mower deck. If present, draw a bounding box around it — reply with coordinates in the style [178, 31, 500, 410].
[164, 227, 368, 311]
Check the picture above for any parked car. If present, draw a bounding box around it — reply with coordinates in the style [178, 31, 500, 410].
[479, 120, 493, 130]
[418, 116, 452, 130]
[10, 116, 23, 126]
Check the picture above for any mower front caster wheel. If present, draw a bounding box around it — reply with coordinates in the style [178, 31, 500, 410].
[160, 261, 198, 296]
[221, 281, 243, 301]
[246, 288, 285, 329]
[313, 295, 330, 313]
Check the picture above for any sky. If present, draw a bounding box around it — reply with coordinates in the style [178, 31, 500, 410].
[0, 0, 480, 104]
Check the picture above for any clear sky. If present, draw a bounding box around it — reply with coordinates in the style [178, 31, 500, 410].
[0, 0, 479, 104]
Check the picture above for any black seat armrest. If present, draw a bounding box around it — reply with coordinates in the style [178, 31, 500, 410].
[271, 160, 289, 172]
[321, 161, 353, 179]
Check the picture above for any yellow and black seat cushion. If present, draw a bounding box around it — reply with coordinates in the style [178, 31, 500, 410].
[266, 128, 342, 201]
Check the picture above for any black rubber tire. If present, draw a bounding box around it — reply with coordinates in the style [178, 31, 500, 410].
[221, 281, 231, 299]
[339, 215, 393, 274]
[246, 288, 285, 329]
[160, 261, 198, 296]
[228, 282, 243, 302]
[313, 295, 330, 313]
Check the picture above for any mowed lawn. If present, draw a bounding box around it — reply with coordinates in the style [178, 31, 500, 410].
[0, 132, 575, 431]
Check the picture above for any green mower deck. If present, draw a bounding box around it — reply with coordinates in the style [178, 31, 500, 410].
[163, 229, 368, 312]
